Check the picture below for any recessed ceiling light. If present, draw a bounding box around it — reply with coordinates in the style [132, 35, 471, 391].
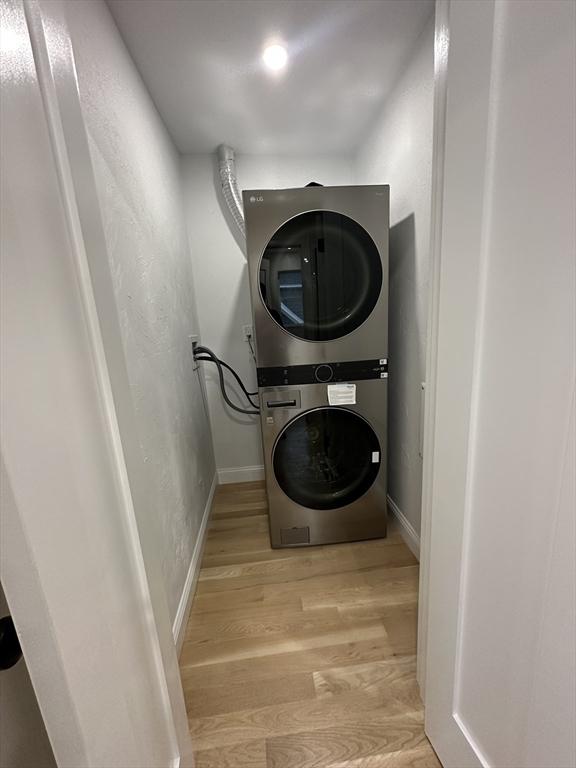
[262, 43, 288, 72]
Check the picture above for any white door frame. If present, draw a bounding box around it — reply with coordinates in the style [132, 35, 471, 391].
[418, 0, 501, 751]
[418, 2, 576, 766]
[416, 0, 450, 696]
[1, 1, 192, 765]
[417, 0, 498, 759]
[418, 0, 496, 704]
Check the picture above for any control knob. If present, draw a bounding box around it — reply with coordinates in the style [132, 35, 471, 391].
[315, 364, 333, 383]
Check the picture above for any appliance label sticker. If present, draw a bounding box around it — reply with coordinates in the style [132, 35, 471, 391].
[327, 383, 356, 406]
[372, 451, 380, 463]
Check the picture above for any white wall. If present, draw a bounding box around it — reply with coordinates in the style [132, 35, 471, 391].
[67, 0, 216, 620]
[182, 154, 354, 481]
[355, 17, 434, 537]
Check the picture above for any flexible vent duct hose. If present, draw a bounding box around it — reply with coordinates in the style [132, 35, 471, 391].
[217, 144, 245, 242]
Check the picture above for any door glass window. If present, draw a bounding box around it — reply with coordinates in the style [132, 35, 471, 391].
[278, 269, 304, 326]
[273, 407, 380, 510]
[259, 211, 382, 341]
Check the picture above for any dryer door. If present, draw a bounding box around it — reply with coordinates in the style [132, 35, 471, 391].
[259, 211, 382, 341]
[273, 407, 381, 510]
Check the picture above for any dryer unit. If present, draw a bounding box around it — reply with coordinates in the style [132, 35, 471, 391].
[259, 364, 387, 548]
[243, 185, 389, 370]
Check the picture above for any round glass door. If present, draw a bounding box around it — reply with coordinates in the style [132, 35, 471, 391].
[259, 211, 382, 341]
[273, 408, 381, 510]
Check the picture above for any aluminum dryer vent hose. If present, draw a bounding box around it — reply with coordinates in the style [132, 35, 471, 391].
[217, 144, 245, 242]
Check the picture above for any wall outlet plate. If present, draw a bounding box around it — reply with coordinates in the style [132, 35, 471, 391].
[189, 334, 200, 369]
[242, 324, 253, 342]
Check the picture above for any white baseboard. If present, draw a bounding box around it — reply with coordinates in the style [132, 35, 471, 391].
[172, 473, 217, 654]
[217, 465, 265, 484]
[387, 494, 420, 561]
[171, 749, 194, 768]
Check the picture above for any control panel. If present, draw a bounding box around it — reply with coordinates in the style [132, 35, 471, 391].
[257, 358, 388, 387]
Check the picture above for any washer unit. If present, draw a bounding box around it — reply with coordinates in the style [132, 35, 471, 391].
[259, 363, 387, 547]
[244, 185, 389, 547]
[243, 185, 389, 369]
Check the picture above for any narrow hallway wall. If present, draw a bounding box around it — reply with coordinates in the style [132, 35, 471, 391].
[355, 17, 434, 541]
[66, 0, 216, 623]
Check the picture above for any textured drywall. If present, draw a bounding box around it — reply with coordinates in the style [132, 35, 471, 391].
[67, 0, 215, 621]
[355, 18, 434, 536]
[181, 154, 354, 477]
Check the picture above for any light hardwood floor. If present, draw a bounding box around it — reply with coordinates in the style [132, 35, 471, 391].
[180, 481, 441, 768]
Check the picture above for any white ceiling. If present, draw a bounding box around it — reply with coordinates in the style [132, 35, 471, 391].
[107, 0, 434, 155]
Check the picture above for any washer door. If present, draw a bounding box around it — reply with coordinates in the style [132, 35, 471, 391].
[273, 407, 381, 510]
[259, 211, 382, 341]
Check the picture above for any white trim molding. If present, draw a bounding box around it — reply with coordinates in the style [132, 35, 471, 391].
[172, 473, 217, 653]
[388, 495, 420, 561]
[217, 464, 265, 484]
[417, 0, 451, 696]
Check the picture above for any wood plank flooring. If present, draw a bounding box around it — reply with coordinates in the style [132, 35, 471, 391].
[180, 481, 441, 768]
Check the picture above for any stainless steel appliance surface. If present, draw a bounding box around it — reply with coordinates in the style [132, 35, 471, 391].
[243, 185, 389, 369]
[259, 376, 387, 548]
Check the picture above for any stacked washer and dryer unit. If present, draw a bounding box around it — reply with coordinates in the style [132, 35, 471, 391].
[243, 185, 389, 548]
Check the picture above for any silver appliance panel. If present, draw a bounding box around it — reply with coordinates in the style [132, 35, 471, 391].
[244, 185, 389, 368]
[259, 379, 387, 548]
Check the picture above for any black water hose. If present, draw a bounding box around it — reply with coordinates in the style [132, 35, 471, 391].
[195, 348, 258, 399]
[194, 345, 260, 415]
[195, 355, 260, 410]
